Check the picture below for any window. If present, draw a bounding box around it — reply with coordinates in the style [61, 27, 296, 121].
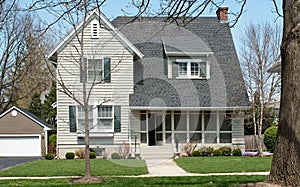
[87, 59, 102, 82]
[77, 106, 93, 131]
[98, 106, 113, 130]
[176, 59, 208, 79]
[178, 62, 188, 77]
[80, 58, 111, 83]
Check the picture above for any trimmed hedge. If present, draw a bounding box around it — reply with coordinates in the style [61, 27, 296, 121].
[44, 153, 55, 160]
[65, 152, 75, 159]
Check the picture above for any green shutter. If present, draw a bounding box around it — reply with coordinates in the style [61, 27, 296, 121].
[69, 106, 77, 132]
[80, 58, 87, 83]
[114, 105, 121, 132]
[104, 58, 111, 83]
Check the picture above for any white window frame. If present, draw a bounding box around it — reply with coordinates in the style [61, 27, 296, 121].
[91, 20, 99, 38]
[176, 59, 210, 79]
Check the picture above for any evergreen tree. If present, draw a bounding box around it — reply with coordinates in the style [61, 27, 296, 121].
[41, 81, 57, 129]
[27, 92, 42, 118]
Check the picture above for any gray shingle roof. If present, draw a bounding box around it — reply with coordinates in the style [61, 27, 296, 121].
[112, 17, 249, 108]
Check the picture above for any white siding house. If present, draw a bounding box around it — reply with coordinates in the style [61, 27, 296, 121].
[49, 8, 249, 158]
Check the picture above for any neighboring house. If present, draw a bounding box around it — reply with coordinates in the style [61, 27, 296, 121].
[48, 7, 249, 158]
[0, 106, 51, 157]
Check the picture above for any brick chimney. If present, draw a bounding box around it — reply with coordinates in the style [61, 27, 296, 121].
[216, 6, 228, 23]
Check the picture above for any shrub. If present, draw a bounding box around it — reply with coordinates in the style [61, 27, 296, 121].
[191, 150, 202, 157]
[213, 149, 222, 156]
[90, 152, 96, 159]
[264, 126, 278, 153]
[44, 153, 55, 160]
[204, 146, 214, 156]
[232, 148, 242, 156]
[111, 152, 121, 159]
[65, 152, 75, 159]
[116, 142, 130, 159]
[75, 149, 85, 159]
[219, 146, 232, 156]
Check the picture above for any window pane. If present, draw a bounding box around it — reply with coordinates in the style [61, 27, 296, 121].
[165, 113, 172, 131]
[87, 59, 102, 82]
[156, 133, 163, 141]
[174, 112, 187, 131]
[156, 115, 163, 131]
[220, 113, 232, 131]
[200, 62, 206, 77]
[190, 133, 202, 143]
[204, 112, 217, 131]
[220, 133, 232, 143]
[140, 133, 147, 143]
[98, 106, 112, 118]
[205, 133, 217, 143]
[98, 119, 112, 130]
[178, 62, 187, 76]
[78, 106, 93, 118]
[191, 62, 199, 76]
[189, 113, 202, 131]
[140, 114, 147, 131]
[166, 133, 172, 143]
[174, 133, 187, 143]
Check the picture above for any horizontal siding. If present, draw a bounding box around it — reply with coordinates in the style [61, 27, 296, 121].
[56, 17, 134, 147]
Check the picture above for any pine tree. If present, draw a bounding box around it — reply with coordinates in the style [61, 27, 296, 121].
[27, 92, 42, 118]
[41, 81, 57, 129]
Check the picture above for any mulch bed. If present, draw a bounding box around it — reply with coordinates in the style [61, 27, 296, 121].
[69, 176, 108, 184]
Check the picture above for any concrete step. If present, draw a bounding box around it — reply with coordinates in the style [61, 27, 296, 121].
[140, 145, 174, 159]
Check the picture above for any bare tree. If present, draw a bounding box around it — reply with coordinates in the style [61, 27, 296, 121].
[240, 22, 281, 155]
[0, 1, 52, 113]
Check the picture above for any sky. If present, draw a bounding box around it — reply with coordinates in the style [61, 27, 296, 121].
[99, 0, 283, 53]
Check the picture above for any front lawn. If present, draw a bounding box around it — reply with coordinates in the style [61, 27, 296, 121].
[0, 159, 148, 177]
[0, 176, 267, 187]
[175, 156, 272, 173]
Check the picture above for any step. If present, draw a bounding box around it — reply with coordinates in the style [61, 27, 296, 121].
[140, 145, 175, 159]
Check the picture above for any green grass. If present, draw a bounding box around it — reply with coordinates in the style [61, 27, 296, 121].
[175, 156, 272, 173]
[0, 159, 148, 177]
[0, 176, 267, 187]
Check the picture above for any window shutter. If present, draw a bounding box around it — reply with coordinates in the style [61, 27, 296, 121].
[80, 58, 87, 83]
[104, 58, 111, 83]
[69, 106, 77, 132]
[172, 62, 178, 79]
[114, 105, 121, 132]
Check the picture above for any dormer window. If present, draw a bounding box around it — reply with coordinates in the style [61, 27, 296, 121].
[176, 59, 209, 79]
[91, 20, 99, 38]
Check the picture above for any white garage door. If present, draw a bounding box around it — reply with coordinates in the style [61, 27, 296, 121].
[0, 136, 41, 157]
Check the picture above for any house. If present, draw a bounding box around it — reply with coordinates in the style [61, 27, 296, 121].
[0, 106, 51, 157]
[48, 7, 249, 158]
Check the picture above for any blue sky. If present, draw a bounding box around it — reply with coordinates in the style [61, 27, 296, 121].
[99, 0, 283, 52]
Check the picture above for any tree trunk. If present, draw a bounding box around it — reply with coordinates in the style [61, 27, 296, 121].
[268, 0, 300, 185]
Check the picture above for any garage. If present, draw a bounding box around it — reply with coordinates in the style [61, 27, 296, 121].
[0, 136, 41, 157]
[0, 106, 51, 157]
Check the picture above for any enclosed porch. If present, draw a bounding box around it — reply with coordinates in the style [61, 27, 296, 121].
[129, 109, 245, 157]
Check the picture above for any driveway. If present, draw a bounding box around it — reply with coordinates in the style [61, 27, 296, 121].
[0, 157, 43, 171]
